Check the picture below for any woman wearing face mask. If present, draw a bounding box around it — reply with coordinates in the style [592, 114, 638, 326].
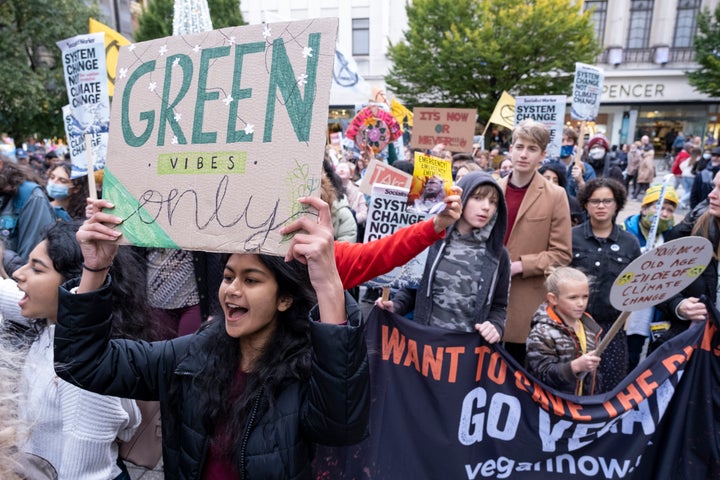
[45, 162, 90, 221]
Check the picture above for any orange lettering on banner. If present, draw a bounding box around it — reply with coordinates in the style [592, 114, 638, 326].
[381, 325, 406, 363]
[487, 352, 506, 385]
[602, 400, 617, 417]
[661, 345, 693, 375]
[616, 384, 645, 410]
[635, 369, 658, 396]
[544, 391, 567, 417]
[514, 369, 532, 393]
[566, 402, 592, 421]
[381, 325, 466, 383]
[402, 339, 420, 371]
[700, 323, 717, 353]
[446, 346, 465, 383]
[474, 346, 492, 381]
[423, 345, 444, 380]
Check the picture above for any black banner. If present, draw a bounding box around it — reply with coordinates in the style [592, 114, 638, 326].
[315, 305, 720, 479]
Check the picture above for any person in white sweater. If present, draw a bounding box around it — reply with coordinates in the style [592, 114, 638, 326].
[1, 221, 154, 480]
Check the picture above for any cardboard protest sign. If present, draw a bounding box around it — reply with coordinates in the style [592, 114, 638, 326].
[363, 184, 428, 288]
[57, 32, 110, 176]
[408, 152, 452, 214]
[514, 95, 566, 158]
[359, 158, 413, 195]
[571, 62, 604, 121]
[103, 18, 338, 255]
[412, 107, 476, 152]
[610, 236, 712, 311]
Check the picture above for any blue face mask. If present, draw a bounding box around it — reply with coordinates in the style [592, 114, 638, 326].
[46, 181, 70, 200]
[559, 145, 574, 158]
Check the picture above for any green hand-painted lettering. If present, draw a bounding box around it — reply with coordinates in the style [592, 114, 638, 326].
[122, 60, 156, 147]
[192, 46, 231, 144]
[227, 42, 265, 143]
[157, 54, 193, 146]
[264, 33, 321, 143]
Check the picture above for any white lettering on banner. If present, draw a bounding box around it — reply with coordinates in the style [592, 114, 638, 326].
[602, 83, 665, 99]
[458, 388, 521, 445]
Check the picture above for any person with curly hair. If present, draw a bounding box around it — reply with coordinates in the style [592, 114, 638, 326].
[54, 198, 369, 479]
[44, 162, 90, 221]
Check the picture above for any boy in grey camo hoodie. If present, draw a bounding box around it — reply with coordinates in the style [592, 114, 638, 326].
[377, 171, 510, 343]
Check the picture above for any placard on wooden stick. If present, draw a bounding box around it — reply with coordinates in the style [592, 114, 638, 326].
[103, 18, 338, 255]
[597, 236, 712, 355]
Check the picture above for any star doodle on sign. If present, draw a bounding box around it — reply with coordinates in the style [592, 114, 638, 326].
[244, 124, 254, 135]
[302, 46, 313, 58]
[118, 68, 128, 79]
[262, 25, 271, 40]
[229, 36, 236, 45]
[297, 74, 308, 87]
[193, 44, 201, 53]
[222, 95, 234, 106]
[171, 136, 179, 145]
[159, 45, 168, 56]
[128, 44, 136, 52]
[174, 112, 182, 122]
[172, 57, 180, 67]
[148, 82, 157, 92]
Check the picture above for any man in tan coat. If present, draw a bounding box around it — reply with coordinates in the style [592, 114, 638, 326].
[498, 120, 572, 365]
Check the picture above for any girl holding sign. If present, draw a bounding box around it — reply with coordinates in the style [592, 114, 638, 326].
[53, 198, 369, 479]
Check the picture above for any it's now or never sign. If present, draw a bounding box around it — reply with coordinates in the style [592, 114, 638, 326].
[103, 18, 338, 255]
[411, 107, 476, 152]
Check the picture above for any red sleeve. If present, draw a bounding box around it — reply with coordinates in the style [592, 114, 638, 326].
[334, 219, 445, 289]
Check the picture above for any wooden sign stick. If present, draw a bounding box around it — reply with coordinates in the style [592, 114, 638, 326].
[574, 121, 587, 170]
[381, 287, 391, 303]
[595, 310, 631, 356]
[84, 134, 98, 201]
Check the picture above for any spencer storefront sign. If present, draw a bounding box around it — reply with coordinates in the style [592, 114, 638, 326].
[601, 75, 713, 103]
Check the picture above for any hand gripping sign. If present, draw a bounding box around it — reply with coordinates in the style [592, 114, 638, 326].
[598, 236, 712, 355]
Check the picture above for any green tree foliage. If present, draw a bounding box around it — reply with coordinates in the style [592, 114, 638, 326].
[0, 0, 98, 144]
[385, 0, 601, 121]
[688, 6, 720, 97]
[134, 0, 245, 42]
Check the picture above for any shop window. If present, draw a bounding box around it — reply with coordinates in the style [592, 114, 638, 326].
[626, 0, 653, 49]
[584, 0, 607, 44]
[352, 18, 370, 56]
[673, 0, 700, 48]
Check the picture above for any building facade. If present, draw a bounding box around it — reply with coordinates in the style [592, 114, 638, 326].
[240, 0, 408, 126]
[589, 0, 720, 152]
[241, 0, 720, 153]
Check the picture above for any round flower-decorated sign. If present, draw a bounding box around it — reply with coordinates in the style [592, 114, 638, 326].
[345, 106, 402, 154]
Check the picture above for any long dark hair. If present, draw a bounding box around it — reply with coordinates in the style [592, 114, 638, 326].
[192, 253, 316, 463]
[48, 162, 90, 220]
[44, 221, 154, 341]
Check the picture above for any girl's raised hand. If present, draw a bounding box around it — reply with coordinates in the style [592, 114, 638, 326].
[76, 198, 123, 293]
[280, 197, 345, 324]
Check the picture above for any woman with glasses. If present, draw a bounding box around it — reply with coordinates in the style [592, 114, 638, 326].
[571, 178, 642, 392]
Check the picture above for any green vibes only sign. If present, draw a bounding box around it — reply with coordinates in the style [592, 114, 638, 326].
[105, 18, 338, 254]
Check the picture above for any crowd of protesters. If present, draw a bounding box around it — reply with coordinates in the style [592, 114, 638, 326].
[0, 117, 716, 479]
